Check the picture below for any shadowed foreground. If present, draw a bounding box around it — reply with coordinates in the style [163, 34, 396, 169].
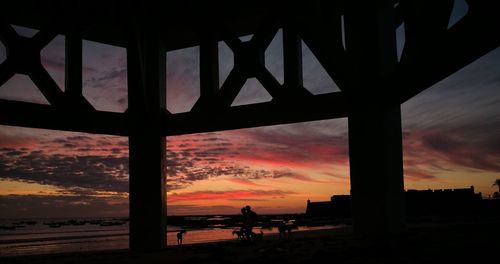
[2, 219, 498, 264]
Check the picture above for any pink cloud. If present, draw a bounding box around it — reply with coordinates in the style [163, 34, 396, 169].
[225, 178, 268, 187]
[168, 189, 297, 203]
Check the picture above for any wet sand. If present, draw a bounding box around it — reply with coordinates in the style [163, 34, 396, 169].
[1, 219, 498, 264]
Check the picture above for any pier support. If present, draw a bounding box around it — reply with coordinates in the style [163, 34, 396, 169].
[348, 104, 405, 238]
[345, 1, 405, 238]
[127, 19, 167, 251]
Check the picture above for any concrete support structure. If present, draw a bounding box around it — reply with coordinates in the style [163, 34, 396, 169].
[348, 104, 405, 237]
[127, 21, 167, 251]
[1, 0, 499, 252]
[345, 1, 405, 238]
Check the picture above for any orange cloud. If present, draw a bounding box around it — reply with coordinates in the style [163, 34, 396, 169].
[225, 178, 268, 187]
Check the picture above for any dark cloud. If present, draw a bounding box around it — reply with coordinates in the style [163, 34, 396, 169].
[76, 148, 94, 152]
[97, 140, 112, 146]
[166, 137, 241, 190]
[0, 150, 129, 193]
[117, 141, 128, 146]
[202, 137, 228, 142]
[51, 138, 68, 144]
[227, 125, 349, 167]
[3, 150, 26, 156]
[41, 136, 128, 156]
[84, 68, 127, 89]
[166, 179, 186, 191]
[404, 125, 500, 175]
[67, 136, 93, 141]
[421, 131, 470, 154]
[0, 148, 15, 151]
[0, 194, 128, 218]
[111, 148, 122, 154]
[213, 142, 232, 147]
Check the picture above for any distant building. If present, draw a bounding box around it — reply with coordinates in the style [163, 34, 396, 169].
[306, 186, 484, 218]
[306, 195, 351, 218]
[306, 200, 333, 217]
[406, 186, 482, 218]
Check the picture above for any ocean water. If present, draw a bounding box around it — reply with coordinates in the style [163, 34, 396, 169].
[0, 218, 338, 257]
[0, 218, 129, 257]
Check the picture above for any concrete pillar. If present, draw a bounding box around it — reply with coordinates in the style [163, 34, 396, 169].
[127, 20, 166, 251]
[344, 1, 405, 238]
[348, 103, 405, 238]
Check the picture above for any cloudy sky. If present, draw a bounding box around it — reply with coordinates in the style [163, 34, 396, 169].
[1, 1, 499, 218]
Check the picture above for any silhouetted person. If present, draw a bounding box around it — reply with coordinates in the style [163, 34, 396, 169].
[278, 221, 293, 239]
[240, 207, 247, 240]
[278, 221, 287, 239]
[244, 205, 258, 241]
[177, 230, 186, 245]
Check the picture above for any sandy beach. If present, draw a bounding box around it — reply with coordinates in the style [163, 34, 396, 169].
[1, 219, 498, 264]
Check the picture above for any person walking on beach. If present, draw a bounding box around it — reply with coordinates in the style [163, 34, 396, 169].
[244, 205, 258, 241]
[240, 207, 248, 240]
[177, 230, 186, 245]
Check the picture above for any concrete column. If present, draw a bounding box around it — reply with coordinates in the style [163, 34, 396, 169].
[344, 1, 405, 238]
[127, 20, 166, 251]
[348, 103, 405, 238]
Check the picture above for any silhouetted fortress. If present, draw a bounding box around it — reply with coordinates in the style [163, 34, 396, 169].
[306, 195, 352, 218]
[306, 186, 499, 219]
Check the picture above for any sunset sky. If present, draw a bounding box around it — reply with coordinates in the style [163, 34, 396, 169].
[1, 1, 500, 218]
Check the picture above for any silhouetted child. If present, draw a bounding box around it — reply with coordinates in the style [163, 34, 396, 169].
[177, 230, 186, 245]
